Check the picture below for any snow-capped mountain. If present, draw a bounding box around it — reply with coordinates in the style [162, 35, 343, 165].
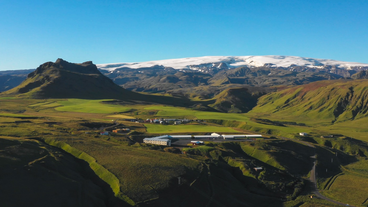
[97, 56, 368, 72]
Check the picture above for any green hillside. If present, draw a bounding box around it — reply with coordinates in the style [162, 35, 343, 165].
[249, 79, 368, 124]
[209, 87, 266, 113]
[1, 59, 136, 99]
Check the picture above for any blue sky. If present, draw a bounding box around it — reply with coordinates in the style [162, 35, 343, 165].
[1, 0, 367, 70]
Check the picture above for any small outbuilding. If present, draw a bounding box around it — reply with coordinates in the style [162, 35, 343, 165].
[191, 141, 204, 145]
[254, 167, 263, 172]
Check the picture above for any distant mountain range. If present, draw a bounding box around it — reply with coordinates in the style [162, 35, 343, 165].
[96, 56, 368, 99]
[2, 56, 368, 101]
[2, 58, 368, 117]
[97, 55, 368, 72]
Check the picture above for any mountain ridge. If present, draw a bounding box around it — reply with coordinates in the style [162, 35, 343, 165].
[97, 55, 368, 72]
[249, 79, 368, 123]
[0, 58, 135, 99]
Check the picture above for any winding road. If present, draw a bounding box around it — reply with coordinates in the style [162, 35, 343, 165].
[280, 136, 353, 206]
[309, 158, 353, 206]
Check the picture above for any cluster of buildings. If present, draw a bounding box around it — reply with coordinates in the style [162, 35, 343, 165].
[125, 118, 200, 125]
[143, 133, 263, 146]
[145, 118, 190, 125]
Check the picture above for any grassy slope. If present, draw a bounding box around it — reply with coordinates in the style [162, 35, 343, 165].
[57, 138, 200, 203]
[246, 79, 368, 142]
[208, 87, 262, 113]
[249, 79, 368, 125]
[0, 137, 125, 207]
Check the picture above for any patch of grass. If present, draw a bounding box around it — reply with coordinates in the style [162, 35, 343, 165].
[29, 101, 63, 109]
[345, 159, 368, 174]
[144, 123, 240, 133]
[284, 195, 341, 207]
[322, 173, 368, 206]
[106, 114, 136, 119]
[56, 99, 131, 114]
[143, 105, 251, 121]
[182, 145, 215, 155]
[0, 97, 17, 100]
[144, 124, 239, 134]
[207, 119, 308, 139]
[0, 113, 37, 118]
[241, 142, 286, 171]
[316, 116, 368, 142]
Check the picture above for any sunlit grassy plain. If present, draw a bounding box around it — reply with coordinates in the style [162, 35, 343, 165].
[322, 172, 368, 206]
[317, 160, 368, 206]
[56, 99, 132, 113]
[1, 97, 368, 206]
[144, 123, 240, 133]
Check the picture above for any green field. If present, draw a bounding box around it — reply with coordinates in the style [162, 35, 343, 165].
[322, 172, 368, 206]
[107, 114, 136, 119]
[144, 105, 251, 121]
[0, 113, 36, 118]
[56, 99, 131, 114]
[316, 116, 368, 142]
[144, 123, 240, 133]
[0, 97, 16, 100]
[345, 160, 368, 173]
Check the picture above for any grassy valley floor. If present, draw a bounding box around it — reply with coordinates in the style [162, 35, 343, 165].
[1, 98, 368, 206]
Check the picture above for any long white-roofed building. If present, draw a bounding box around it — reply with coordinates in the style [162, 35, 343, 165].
[143, 135, 171, 146]
[143, 133, 263, 146]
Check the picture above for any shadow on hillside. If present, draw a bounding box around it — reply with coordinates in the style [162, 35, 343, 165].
[76, 158, 132, 207]
[36, 138, 133, 207]
[0, 137, 133, 207]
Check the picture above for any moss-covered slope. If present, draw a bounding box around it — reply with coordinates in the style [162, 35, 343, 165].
[250, 79, 368, 123]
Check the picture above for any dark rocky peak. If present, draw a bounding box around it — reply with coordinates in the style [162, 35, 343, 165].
[217, 62, 229, 70]
[30, 59, 100, 77]
[55, 58, 69, 65]
[80, 61, 94, 66]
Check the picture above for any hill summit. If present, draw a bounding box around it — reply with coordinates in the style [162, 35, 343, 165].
[1, 58, 134, 99]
